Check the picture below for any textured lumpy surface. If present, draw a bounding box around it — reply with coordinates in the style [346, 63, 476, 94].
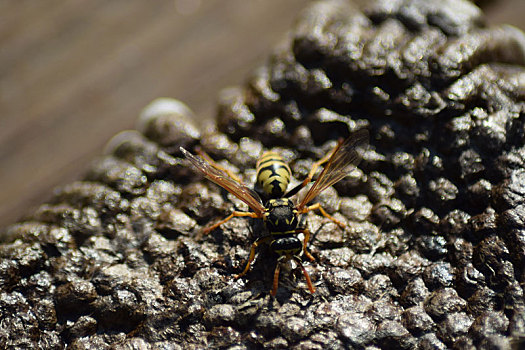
[2, 0, 525, 348]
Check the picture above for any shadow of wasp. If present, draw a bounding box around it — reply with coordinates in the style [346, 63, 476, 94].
[180, 129, 368, 296]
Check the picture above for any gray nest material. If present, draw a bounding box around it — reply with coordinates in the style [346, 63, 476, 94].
[2, 0, 525, 349]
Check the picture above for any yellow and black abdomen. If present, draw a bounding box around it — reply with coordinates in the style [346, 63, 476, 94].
[256, 151, 292, 199]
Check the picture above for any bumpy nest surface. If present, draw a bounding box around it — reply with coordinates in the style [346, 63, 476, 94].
[2, 0, 525, 348]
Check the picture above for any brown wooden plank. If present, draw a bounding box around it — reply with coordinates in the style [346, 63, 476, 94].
[0, 0, 309, 229]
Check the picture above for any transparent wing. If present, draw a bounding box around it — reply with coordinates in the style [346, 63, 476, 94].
[297, 129, 369, 211]
[180, 147, 266, 216]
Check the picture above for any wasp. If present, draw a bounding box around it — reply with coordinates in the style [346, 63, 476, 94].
[180, 129, 368, 296]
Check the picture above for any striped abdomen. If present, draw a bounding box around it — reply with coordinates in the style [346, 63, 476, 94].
[256, 151, 291, 199]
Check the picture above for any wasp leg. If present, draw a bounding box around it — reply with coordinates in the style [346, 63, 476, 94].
[235, 235, 272, 279]
[195, 146, 243, 183]
[270, 261, 282, 296]
[294, 256, 315, 294]
[303, 145, 338, 184]
[203, 211, 260, 234]
[295, 228, 315, 262]
[271, 255, 316, 296]
[285, 140, 341, 198]
[302, 202, 346, 229]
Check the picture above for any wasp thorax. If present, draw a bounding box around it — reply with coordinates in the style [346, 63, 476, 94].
[265, 199, 297, 232]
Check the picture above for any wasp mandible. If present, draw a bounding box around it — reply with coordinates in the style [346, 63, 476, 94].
[180, 129, 369, 295]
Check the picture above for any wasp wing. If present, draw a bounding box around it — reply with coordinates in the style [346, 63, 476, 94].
[297, 129, 369, 211]
[180, 147, 266, 216]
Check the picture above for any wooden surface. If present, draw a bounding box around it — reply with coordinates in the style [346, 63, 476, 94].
[0, 0, 523, 231]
